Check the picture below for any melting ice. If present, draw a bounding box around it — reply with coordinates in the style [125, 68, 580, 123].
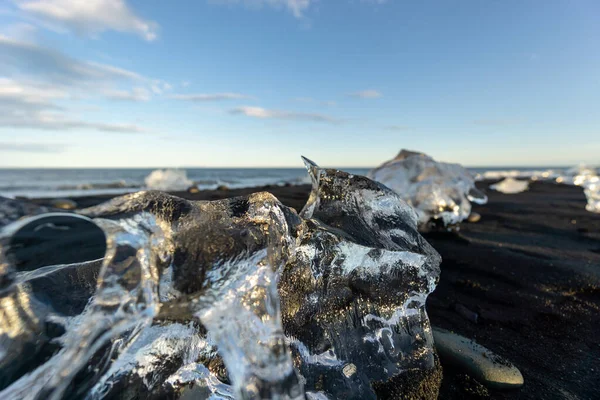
[368, 149, 487, 230]
[490, 178, 529, 194]
[0, 158, 442, 399]
[556, 164, 600, 213]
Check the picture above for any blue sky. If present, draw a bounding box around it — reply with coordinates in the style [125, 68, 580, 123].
[0, 0, 598, 168]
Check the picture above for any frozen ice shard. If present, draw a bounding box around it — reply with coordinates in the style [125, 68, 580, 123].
[368, 149, 487, 230]
[279, 157, 442, 399]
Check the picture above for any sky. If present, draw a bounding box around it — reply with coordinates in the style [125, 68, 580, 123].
[0, 0, 598, 168]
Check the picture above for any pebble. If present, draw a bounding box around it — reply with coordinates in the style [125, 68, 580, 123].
[433, 327, 524, 390]
[187, 186, 200, 194]
[467, 212, 481, 223]
[49, 198, 78, 210]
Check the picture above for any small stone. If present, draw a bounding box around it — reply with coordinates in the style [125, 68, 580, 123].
[342, 363, 357, 378]
[216, 185, 229, 191]
[432, 327, 523, 390]
[187, 186, 200, 194]
[467, 212, 481, 223]
[49, 198, 78, 210]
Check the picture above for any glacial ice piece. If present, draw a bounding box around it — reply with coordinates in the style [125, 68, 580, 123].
[489, 178, 529, 194]
[80, 191, 305, 400]
[0, 157, 443, 399]
[476, 169, 559, 181]
[280, 157, 442, 399]
[368, 150, 487, 229]
[144, 169, 194, 191]
[557, 164, 600, 213]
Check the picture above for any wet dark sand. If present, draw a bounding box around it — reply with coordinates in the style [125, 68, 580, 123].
[28, 181, 600, 400]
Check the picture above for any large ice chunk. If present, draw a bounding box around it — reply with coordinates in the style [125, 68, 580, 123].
[280, 157, 442, 399]
[0, 158, 443, 399]
[368, 150, 487, 229]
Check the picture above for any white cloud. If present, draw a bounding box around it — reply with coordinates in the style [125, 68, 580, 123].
[103, 86, 150, 102]
[0, 35, 142, 85]
[170, 92, 252, 101]
[0, 78, 149, 133]
[348, 89, 382, 99]
[210, 0, 312, 18]
[230, 106, 339, 123]
[0, 142, 67, 153]
[15, 0, 158, 41]
[181, 81, 191, 88]
[1, 22, 38, 41]
[0, 77, 68, 105]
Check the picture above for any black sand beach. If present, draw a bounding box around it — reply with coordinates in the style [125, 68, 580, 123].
[25, 180, 600, 400]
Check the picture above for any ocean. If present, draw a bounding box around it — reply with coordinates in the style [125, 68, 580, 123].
[0, 166, 570, 199]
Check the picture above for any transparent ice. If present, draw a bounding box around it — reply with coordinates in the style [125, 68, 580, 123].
[489, 178, 529, 194]
[368, 150, 487, 229]
[556, 164, 600, 214]
[0, 158, 442, 399]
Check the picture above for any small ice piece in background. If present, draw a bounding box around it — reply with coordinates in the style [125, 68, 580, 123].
[144, 169, 194, 191]
[556, 164, 600, 214]
[489, 178, 529, 194]
[367, 149, 487, 230]
[477, 169, 558, 182]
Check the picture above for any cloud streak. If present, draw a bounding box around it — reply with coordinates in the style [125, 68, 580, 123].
[347, 89, 382, 99]
[104, 87, 150, 102]
[0, 142, 67, 153]
[230, 106, 339, 123]
[385, 125, 411, 131]
[15, 0, 159, 41]
[210, 0, 312, 18]
[0, 78, 149, 133]
[170, 92, 252, 102]
[0, 35, 142, 86]
[473, 119, 522, 127]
